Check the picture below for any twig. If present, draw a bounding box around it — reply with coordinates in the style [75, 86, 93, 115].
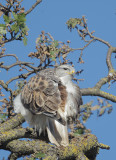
[25, 0, 42, 15]
[0, 54, 19, 61]
[87, 32, 111, 47]
[98, 143, 110, 150]
[5, 68, 41, 85]
[21, 65, 32, 72]
[0, 37, 15, 45]
[0, 61, 35, 71]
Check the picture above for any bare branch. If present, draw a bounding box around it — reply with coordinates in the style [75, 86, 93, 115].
[0, 61, 34, 71]
[0, 80, 13, 102]
[0, 54, 19, 61]
[106, 47, 116, 71]
[85, 25, 111, 48]
[70, 38, 95, 53]
[25, 0, 42, 15]
[98, 143, 110, 150]
[81, 87, 116, 103]
[94, 77, 109, 89]
[5, 68, 41, 85]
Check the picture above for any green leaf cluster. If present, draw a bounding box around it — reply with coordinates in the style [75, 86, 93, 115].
[1, 12, 28, 45]
[66, 18, 83, 30]
[11, 12, 27, 32]
[35, 152, 45, 158]
[80, 101, 93, 123]
[50, 51, 56, 61]
[98, 104, 112, 116]
[0, 113, 8, 122]
[3, 15, 10, 24]
[74, 128, 85, 135]
[49, 40, 59, 61]
[52, 40, 59, 48]
[29, 152, 45, 160]
[0, 24, 7, 35]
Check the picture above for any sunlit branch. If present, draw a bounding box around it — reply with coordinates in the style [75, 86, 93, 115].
[25, 0, 42, 15]
[5, 71, 36, 85]
[106, 46, 116, 71]
[0, 114, 25, 133]
[81, 87, 116, 103]
[0, 61, 35, 71]
[94, 77, 109, 89]
[0, 54, 19, 61]
[86, 26, 111, 48]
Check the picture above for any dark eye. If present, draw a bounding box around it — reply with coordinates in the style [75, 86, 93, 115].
[63, 68, 68, 70]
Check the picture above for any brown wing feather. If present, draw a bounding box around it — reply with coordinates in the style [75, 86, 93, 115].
[58, 83, 67, 112]
[21, 74, 67, 125]
[75, 85, 83, 108]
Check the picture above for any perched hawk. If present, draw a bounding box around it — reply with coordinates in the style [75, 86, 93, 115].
[14, 65, 82, 146]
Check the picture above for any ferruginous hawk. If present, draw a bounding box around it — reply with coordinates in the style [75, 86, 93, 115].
[14, 65, 82, 146]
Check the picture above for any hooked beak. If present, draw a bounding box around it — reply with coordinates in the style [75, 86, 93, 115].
[67, 70, 75, 75]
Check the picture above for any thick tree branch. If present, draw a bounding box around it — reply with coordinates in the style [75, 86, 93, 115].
[0, 114, 25, 133]
[106, 46, 116, 71]
[2, 133, 108, 160]
[94, 77, 108, 89]
[0, 114, 110, 159]
[5, 139, 55, 159]
[81, 87, 116, 103]
[0, 127, 49, 146]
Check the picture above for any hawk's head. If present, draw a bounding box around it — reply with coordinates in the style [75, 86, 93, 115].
[55, 64, 75, 77]
[55, 65, 75, 85]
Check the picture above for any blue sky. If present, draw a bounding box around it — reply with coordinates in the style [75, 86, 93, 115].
[1, 0, 116, 159]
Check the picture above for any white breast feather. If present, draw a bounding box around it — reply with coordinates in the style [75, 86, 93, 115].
[59, 76, 78, 118]
[66, 82, 77, 117]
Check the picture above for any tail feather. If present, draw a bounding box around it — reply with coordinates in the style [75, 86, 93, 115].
[46, 118, 69, 146]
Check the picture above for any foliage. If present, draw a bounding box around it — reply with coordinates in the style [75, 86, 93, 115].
[80, 101, 93, 123]
[66, 17, 85, 31]
[80, 98, 113, 123]
[0, 0, 28, 46]
[29, 31, 73, 65]
[0, 113, 8, 122]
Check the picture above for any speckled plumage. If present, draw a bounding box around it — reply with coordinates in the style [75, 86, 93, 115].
[14, 65, 82, 146]
[21, 72, 67, 125]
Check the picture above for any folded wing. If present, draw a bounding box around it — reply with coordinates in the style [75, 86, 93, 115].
[21, 74, 67, 125]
